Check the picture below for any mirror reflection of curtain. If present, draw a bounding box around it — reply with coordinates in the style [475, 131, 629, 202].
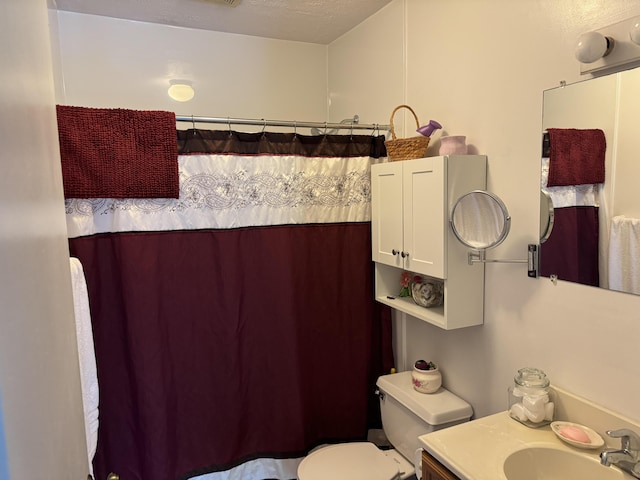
[66, 130, 393, 480]
[539, 206, 600, 286]
[540, 156, 605, 287]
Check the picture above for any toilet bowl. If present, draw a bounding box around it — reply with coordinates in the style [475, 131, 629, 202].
[297, 371, 472, 480]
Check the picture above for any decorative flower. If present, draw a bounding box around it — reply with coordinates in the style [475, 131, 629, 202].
[413, 275, 423, 284]
[399, 271, 411, 297]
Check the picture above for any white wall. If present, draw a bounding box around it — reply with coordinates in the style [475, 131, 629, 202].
[329, 0, 640, 421]
[57, 12, 329, 125]
[0, 0, 88, 477]
[328, 0, 405, 127]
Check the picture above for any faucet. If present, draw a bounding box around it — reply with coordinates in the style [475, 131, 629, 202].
[601, 428, 640, 478]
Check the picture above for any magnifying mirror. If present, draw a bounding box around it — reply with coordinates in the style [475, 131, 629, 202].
[450, 190, 511, 250]
[450, 190, 539, 276]
[539, 190, 554, 243]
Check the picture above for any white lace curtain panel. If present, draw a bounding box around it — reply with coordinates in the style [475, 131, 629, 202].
[66, 153, 377, 237]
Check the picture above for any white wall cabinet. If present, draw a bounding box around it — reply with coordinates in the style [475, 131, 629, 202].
[371, 155, 487, 330]
[372, 157, 446, 277]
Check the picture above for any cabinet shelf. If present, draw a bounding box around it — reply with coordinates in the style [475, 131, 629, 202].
[374, 262, 451, 328]
[375, 293, 446, 328]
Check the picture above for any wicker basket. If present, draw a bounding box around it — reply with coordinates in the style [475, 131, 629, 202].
[385, 105, 430, 161]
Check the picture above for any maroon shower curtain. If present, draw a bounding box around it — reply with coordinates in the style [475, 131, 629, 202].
[539, 206, 600, 286]
[68, 130, 393, 480]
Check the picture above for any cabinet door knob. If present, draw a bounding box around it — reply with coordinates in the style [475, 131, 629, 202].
[401, 251, 409, 258]
[392, 249, 399, 256]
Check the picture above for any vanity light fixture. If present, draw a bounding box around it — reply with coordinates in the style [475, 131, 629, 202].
[574, 32, 614, 64]
[168, 80, 195, 102]
[575, 16, 640, 74]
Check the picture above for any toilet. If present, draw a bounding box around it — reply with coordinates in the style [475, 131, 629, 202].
[297, 371, 472, 480]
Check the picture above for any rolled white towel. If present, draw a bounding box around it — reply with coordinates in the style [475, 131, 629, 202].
[523, 394, 549, 414]
[510, 403, 528, 422]
[524, 406, 546, 423]
[523, 394, 549, 423]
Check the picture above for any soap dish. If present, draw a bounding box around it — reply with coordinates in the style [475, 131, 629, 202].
[550, 421, 604, 449]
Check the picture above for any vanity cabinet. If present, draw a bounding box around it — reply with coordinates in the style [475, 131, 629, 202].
[422, 450, 459, 480]
[371, 155, 486, 329]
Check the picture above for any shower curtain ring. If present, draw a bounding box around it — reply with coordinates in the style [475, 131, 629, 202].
[262, 118, 266, 134]
[324, 122, 328, 136]
[228, 117, 232, 136]
[294, 121, 297, 136]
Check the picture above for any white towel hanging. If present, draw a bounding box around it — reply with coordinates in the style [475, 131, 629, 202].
[608, 216, 640, 295]
[70, 257, 99, 475]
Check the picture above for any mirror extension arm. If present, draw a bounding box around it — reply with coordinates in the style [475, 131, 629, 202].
[468, 244, 539, 278]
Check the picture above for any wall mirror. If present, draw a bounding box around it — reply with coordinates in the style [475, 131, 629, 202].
[540, 66, 640, 295]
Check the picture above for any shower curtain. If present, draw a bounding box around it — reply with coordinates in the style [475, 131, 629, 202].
[66, 129, 393, 480]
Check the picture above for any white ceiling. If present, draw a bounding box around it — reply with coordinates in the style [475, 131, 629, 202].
[54, 0, 393, 45]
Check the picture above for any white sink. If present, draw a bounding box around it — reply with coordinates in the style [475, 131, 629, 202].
[503, 447, 626, 480]
[419, 386, 640, 480]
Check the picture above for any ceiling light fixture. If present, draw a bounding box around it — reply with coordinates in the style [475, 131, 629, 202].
[575, 17, 640, 75]
[168, 80, 195, 102]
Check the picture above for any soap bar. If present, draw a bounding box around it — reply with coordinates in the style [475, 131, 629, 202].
[559, 425, 590, 443]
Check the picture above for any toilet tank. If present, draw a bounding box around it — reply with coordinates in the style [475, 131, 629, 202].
[376, 371, 472, 462]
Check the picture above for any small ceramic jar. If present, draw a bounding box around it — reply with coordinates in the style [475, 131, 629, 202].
[411, 362, 442, 394]
[439, 135, 468, 155]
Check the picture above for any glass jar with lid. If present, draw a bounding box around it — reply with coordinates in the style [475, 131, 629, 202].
[508, 367, 554, 427]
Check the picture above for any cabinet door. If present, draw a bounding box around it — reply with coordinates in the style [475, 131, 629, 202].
[371, 162, 403, 267]
[403, 157, 445, 278]
[422, 451, 459, 480]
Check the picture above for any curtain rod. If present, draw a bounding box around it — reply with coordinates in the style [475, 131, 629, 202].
[175, 114, 390, 132]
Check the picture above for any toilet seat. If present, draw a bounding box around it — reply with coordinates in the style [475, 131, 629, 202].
[297, 442, 400, 480]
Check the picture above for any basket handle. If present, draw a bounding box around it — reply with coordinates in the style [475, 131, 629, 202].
[389, 105, 421, 140]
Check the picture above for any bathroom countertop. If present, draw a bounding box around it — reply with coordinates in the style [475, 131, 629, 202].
[419, 411, 601, 480]
[419, 385, 640, 480]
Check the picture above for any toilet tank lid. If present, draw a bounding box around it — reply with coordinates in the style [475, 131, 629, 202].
[377, 371, 473, 425]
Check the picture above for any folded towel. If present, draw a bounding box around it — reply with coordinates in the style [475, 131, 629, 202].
[70, 258, 99, 475]
[546, 128, 606, 187]
[608, 216, 640, 295]
[57, 105, 179, 198]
